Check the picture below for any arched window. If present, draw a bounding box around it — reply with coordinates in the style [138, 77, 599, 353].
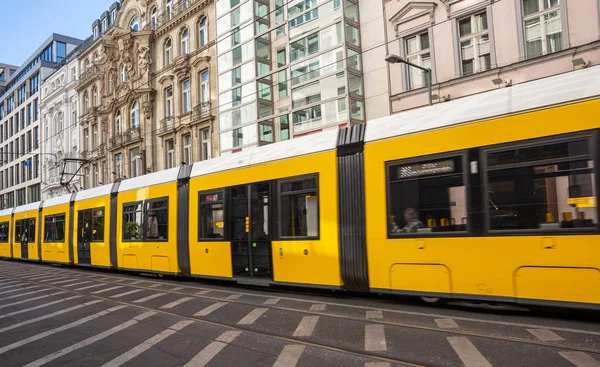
[83, 92, 89, 112]
[198, 17, 208, 47]
[181, 28, 189, 55]
[164, 38, 172, 67]
[151, 7, 158, 30]
[130, 101, 139, 129]
[92, 86, 98, 107]
[166, 0, 173, 20]
[130, 15, 140, 31]
[115, 111, 122, 135]
[121, 64, 128, 83]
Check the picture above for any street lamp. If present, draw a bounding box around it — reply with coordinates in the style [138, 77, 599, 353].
[385, 54, 433, 106]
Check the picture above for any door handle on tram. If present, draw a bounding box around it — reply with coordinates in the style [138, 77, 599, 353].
[279, 248, 283, 256]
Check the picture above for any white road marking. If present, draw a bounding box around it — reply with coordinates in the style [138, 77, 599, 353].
[365, 324, 387, 352]
[91, 286, 124, 294]
[26, 275, 64, 281]
[0, 283, 25, 291]
[1, 288, 52, 301]
[447, 336, 492, 367]
[111, 289, 143, 299]
[148, 283, 161, 288]
[237, 308, 268, 325]
[195, 302, 227, 317]
[365, 363, 391, 367]
[0, 280, 22, 285]
[171, 286, 184, 291]
[48, 279, 81, 285]
[0, 305, 128, 355]
[161, 296, 194, 309]
[101, 320, 194, 367]
[226, 293, 241, 300]
[0, 285, 40, 295]
[24, 311, 155, 367]
[366, 310, 383, 319]
[435, 318, 459, 329]
[310, 304, 326, 311]
[293, 316, 319, 337]
[75, 284, 107, 291]
[0, 291, 65, 309]
[0, 300, 103, 334]
[527, 328, 564, 341]
[0, 295, 82, 319]
[264, 298, 280, 305]
[134, 293, 167, 304]
[559, 351, 600, 367]
[60, 281, 92, 288]
[184, 330, 242, 367]
[273, 345, 305, 367]
[196, 290, 211, 295]
[130, 281, 145, 285]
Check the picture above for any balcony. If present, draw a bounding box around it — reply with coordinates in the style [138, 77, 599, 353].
[110, 134, 122, 150]
[192, 102, 211, 121]
[160, 116, 175, 134]
[145, 0, 202, 32]
[124, 127, 141, 143]
[79, 66, 99, 86]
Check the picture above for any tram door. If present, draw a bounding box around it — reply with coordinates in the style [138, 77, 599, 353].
[15, 219, 34, 259]
[230, 182, 273, 279]
[77, 210, 92, 265]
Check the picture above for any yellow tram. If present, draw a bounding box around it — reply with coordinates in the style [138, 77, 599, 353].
[1, 66, 599, 309]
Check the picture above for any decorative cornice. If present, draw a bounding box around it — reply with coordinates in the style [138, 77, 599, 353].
[389, 1, 437, 35]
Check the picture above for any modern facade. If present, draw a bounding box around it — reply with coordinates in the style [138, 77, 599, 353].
[0, 63, 19, 91]
[39, 55, 82, 200]
[0, 34, 82, 209]
[77, 0, 218, 190]
[214, 0, 365, 154]
[377, 0, 600, 113]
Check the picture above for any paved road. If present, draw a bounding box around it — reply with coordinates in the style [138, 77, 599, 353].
[0, 260, 599, 367]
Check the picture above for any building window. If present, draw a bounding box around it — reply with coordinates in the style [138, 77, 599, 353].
[93, 25, 99, 39]
[115, 110, 122, 135]
[164, 38, 173, 68]
[183, 134, 192, 164]
[92, 86, 98, 106]
[166, 139, 174, 168]
[198, 17, 208, 47]
[130, 15, 140, 31]
[181, 28, 190, 54]
[44, 214, 66, 243]
[200, 70, 209, 104]
[182, 79, 191, 113]
[522, 0, 562, 58]
[165, 87, 173, 117]
[92, 124, 98, 149]
[130, 147, 142, 178]
[201, 128, 211, 160]
[34, 98, 39, 121]
[103, 17, 109, 32]
[121, 64, 128, 83]
[151, 7, 157, 30]
[115, 153, 123, 178]
[130, 101, 139, 129]
[166, 0, 173, 20]
[198, 191, 224, 239]
[459, 12, 490, 75]
[405, 31, 431, 90]
[279, 176, 319, 238]
[111, 9, 117, 24]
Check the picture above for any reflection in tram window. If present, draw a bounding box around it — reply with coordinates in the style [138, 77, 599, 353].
[123, 202, 143, 241]
[145, 199, 168, 241]
[199, 192, 224, 239]
[387, 156, 467, 235]
[44, 214, 65, 242]
[487, 138, 597, 230]
[0, 222, 8, 242]
[279, 176, 318, 238]
[92, 209, 104, 241]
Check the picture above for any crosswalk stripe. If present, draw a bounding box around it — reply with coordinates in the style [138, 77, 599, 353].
[196, 290, 211, 295]
[134, 293, 167, 304]
[447, 337, 492, 367]
[91, 286, 124, 294]
[184, 331, 242, 367]
[75, 284, 107, 291]
[435, 318, 459, 329]
[61, 281, 92, 288]
[101, 320, 194, 367]
[48, 279, 80, 285]
[0, 305, 128, 355]
[0, 291, 65, 309]
[195, 302, 227, 317]
[310, 304, 326, 311]
[0, 295, 82, 320]
[527, 328, 564, 341]
[0, 299, 103, 334]
[23, 311, 155, 367]
[226, 293, 242, 300]
[26, 275, 63, 281]
[273, 345, 305, 367]
[365, 324, 387, 352]
[0, 285, 40, 295]
[1, 288, 52, 301]
[171, 286, 184, 291]
[366, 310, 383, 319]
[111, 289, 143, 299]
[293, 316, 319, 337]
[237, 308, 268, 325]
[559, 351, 600, 366]
[0, 280, 21, 285]
[161, 296, 194, 309]
[365, 363, 390, 367]
[0, 283, 25, 291]
[148, 283, 161, 288]
[264, 298, 280, 305]
[130, 280, 145, 285]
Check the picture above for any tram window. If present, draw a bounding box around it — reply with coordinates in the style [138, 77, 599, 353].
[145, 198, 168, 241]
[44, 214, 66, 242]
[0, 222, 8, 242]
[387, 156, 467, 235]
[199, 192, 224, 240]
[123, 202, 143, 241]
[92, 209, 104, 241]
[279, 176, 319, 238]
[487, 138, 597, 230]
[28, 219, 36, 243]
[15, 221, 21, 242]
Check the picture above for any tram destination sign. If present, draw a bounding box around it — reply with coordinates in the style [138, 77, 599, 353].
[398, 159, 455, 178]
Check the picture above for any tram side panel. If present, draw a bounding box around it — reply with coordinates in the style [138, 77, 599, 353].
[12, 208, 40, 261]
[0, 211, 12, 258]
[41, 202, 71, 264]
[364, 100, 600, 308]
[73, 196, 112, 267]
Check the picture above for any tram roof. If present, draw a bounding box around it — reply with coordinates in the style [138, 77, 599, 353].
[43, 193, 72, 208]
[0, 208, 13, 216]
[365, 65, 600, 143]
[14, 201, 42, 213]
[117, 166, 181, 193]
[75, 183, 113, 201]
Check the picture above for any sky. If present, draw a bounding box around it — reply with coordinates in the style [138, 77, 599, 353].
[0, 0, 115, 67]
